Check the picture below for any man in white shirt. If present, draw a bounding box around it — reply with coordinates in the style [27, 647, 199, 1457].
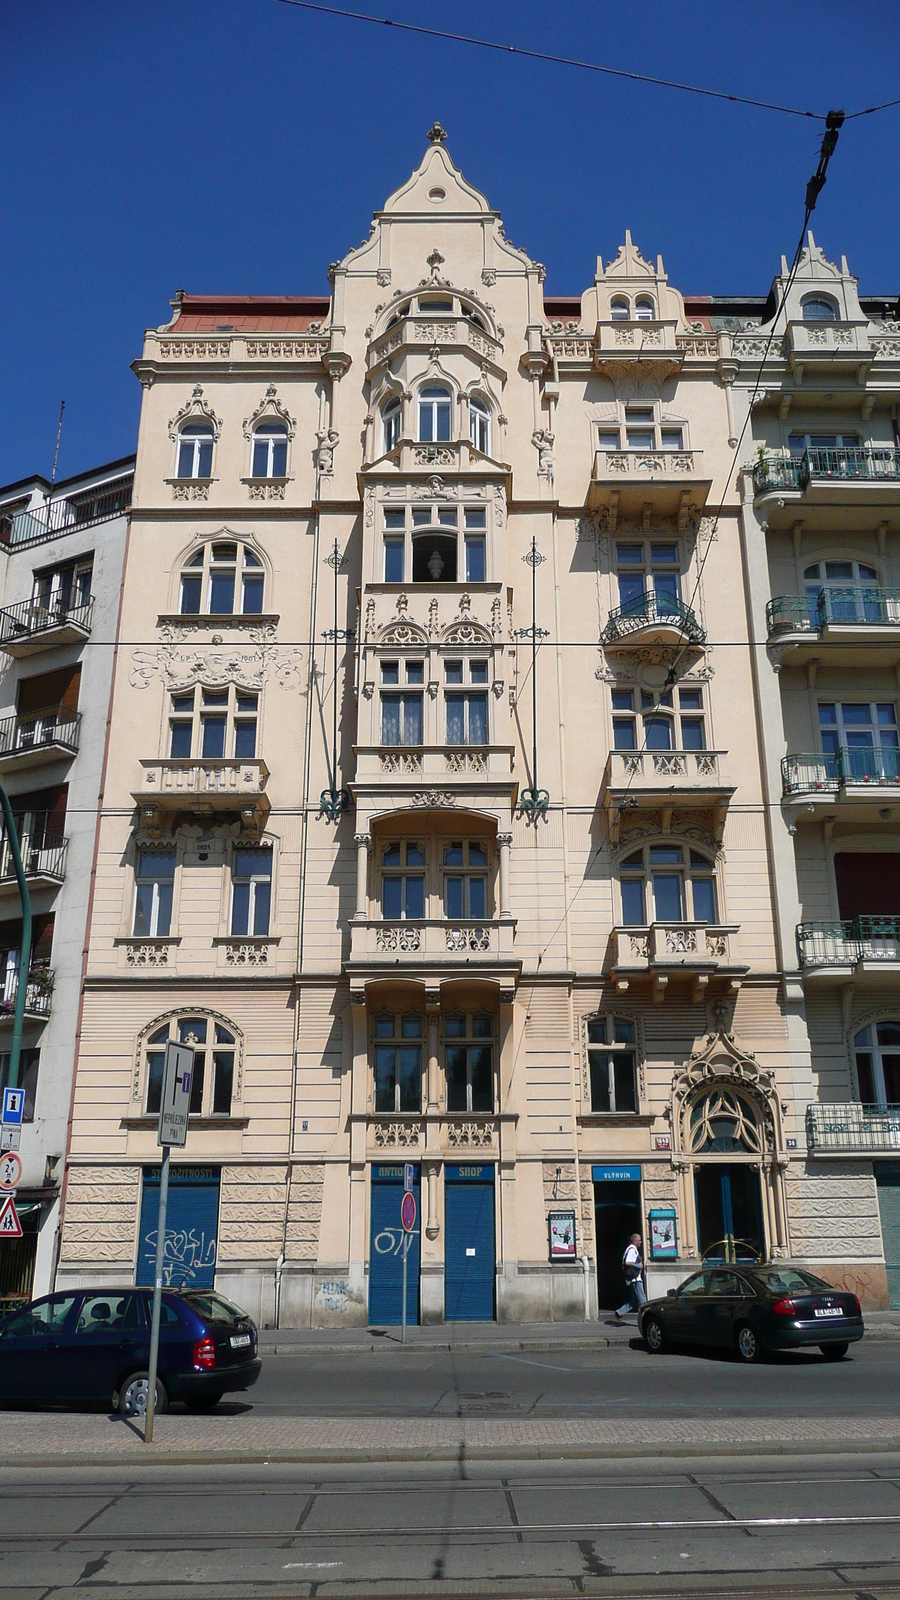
[613, 1232, 646, 1325]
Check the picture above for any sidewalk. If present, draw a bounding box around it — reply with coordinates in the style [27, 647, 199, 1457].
[257, 1311, 900, 1356]
[3, 1409, 900, 1468]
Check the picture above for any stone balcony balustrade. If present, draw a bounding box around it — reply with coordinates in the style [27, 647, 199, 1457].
[587, 448, 711, 530]
[133, 758, 270, 828]
[349, 916, 518, 974]
[366, 314, 503, 376]
[601, 749, 734, 844]
[610, 921, 746, 1003]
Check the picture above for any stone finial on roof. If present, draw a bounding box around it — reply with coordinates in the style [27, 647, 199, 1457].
[427, 122, 448, 144]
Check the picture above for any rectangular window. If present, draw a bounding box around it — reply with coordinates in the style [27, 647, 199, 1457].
[0, 1050, 40, 1122]
[819, 701, 900, 781]
[587, 1018, 637, 1114]
[231, 847, 272, 936]
[133, 847, 176, 938]
[200, 690, 227, 758]
[380, 692, 423, 745]
[446, 692, 487, 745]
[660, 429, 684, 451]
[445, 1014, 493, 1113]
[443, 840, 488, 919]
[597, 429, 621, 452]
[169, 686, 262, 761]
[233, 693, 258, 758]
[242, 570, 264, 614]
[373, 1014, 422, 1114]
[465, 536, 486, 582]
[384, 537, 405, 582]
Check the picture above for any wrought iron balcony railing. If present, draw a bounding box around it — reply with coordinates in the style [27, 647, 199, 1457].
[767, 587, 900, 637]
[782, 746, 900, 797]
[801, 445, 900, 487]
[0, 826, 67, 885]
[797, 917, 900, 968]
[0, 594, 93, 648]
[602, 590, 705, 645]
[0, 960, 54, 1019]
[0, 476, 132, 548]
[0, 707, 81, 762]
[751, 457, 802, 495]
[806, 1101, 900, 1154]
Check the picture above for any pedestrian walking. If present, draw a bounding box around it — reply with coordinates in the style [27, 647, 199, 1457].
[613, 1232, 646, 1324]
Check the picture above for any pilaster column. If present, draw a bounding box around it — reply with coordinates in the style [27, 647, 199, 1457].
[497, 832, 513, 918]
[354, 834, 370, 919]
[426, 1002, 441, 1111]
[425, 1162, 440, 1240]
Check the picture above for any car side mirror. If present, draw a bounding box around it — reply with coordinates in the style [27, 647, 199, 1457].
[666, 1288, 677, 1298]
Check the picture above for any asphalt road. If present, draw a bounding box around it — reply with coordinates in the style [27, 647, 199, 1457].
[240, 1336, 900, 1419]
[3, 1453, 900, 1599]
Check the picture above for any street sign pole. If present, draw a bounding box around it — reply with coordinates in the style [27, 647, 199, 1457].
[401, 1228, 408, 1347]
[144, 1040, 193, 1444]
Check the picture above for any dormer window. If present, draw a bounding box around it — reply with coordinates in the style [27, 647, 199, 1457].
[610, 297, 630, 321]
[418, 386, 453, 443]
[634, 297, 655, 321]
[382, 397, 401, 453]
[176, 423, 214, 479]
[802, 296, 838, 322]
[251, 422, 288, 478]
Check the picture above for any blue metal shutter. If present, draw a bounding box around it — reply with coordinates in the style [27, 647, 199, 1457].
[876, 1167, 900, 1309]
[368, 1167, 420, 1325]
[138, 1167, 220, 1290]
[445, 1175, 495, 1321]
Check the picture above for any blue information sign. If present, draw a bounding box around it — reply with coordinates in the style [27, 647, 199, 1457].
[1, 1088, 24, 1127]
[592, 1164, 642, 1182]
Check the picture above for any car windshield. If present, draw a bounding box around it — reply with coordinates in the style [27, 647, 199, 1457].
[180, 1291, 247, 1324]
[753, 1268, 832, 1296]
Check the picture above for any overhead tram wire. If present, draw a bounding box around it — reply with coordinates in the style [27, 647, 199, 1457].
[271, 0, 900, 123]
[534, 112, 848, 965]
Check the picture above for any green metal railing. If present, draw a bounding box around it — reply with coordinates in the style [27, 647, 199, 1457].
[807, 1101, 900, 1153]
[801, 445, 900, 487]
[782, 746, 900, 797]
[767, 587, 900, 637]
[797, 917, 900, 967]
[751, 457, 802, 494]
[601, 590, 705, 645]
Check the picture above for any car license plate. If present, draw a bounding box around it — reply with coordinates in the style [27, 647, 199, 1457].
[230, 1333, 252, 1348]
[814, 1306, 842, 1318]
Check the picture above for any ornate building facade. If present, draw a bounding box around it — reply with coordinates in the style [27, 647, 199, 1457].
[55, 130, 900, 1320]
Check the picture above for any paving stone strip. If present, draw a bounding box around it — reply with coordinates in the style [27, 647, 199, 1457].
[2, 1412, 900, 1466]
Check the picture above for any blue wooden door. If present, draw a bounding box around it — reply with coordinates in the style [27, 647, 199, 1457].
[444, 1165, 495, 1321]
[138, 1166, 220, 1290]
[368, 1165, 420, 1325]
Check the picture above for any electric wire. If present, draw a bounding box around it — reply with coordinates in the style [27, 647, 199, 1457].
[270, 0, 900, 124]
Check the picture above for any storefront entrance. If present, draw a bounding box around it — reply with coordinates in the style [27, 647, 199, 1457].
[593, 1165, 643, 1309]
[444, 1164, 495, 1321]
[368, 1164, 421, 1326]
[138, 1166, 220, 1289]
[695, 1165, 764, 1262]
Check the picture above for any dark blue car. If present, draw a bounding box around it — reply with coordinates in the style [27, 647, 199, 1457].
[0, 1287, 261, 1414]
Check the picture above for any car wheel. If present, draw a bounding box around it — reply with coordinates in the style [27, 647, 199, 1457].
[735, 1323, 763, 1363]
[183, 1390, 225, 1412]
[117, 1371, 168, 1418]
[821, 1342, 849, 1361]
[642, 1315, 667, 1354]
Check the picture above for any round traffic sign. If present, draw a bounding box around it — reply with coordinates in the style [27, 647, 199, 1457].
[0, 1151, 22, 1191]
[400, 1191, 416, 1233]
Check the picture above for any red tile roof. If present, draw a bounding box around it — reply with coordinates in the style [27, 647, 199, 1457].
[170, 295, 331, 332]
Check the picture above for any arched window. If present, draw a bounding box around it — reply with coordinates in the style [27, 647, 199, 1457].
[382, 397, 401, 454]
[620, 844, 718, 926]
[854, 1021, 900, 1105]
[804, 559, 880, 626]
[373, 1012, 423, 1113]
[176, 423, 214, 479]
[179, 541, 264, 616]
[610, 297, 630, 322]
[144, 1015, 237, 1118]
[469, 395, 491, 455]
[444, 1011, 494, 1113]
[687, 1085, 763, 1153]
[251, 422, 288, 478]
[634, 297, 655, 321]
[802, 296, 838, 322]
[418, 386, 452, 443]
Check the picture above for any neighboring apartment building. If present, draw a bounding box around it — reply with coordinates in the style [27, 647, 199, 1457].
[0, 457, 133, 1305]
[55, 129, 900, 1322]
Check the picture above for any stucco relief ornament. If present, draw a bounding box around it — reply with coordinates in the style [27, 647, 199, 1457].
[532, 430, 555, 477]
[242, 384, 296, 441]
[670, 1031, 781, 1157]
[167, 385, 222, 442]
[130, 642, 303, 692]
[411, 790, 457, 808]
[316, 428, 339, 474]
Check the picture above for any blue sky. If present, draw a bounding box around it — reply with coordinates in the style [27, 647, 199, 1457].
[3, 0, 898, 487]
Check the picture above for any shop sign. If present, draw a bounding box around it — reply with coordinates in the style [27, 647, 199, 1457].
[592, 1165, 642, 1182]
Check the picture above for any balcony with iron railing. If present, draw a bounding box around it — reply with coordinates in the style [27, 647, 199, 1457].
[0, 476, 132, 549]
[766, 588, 900, 665]
[601, 591, 705, 648]
[753, 448, 900, 516]
[797, 917, 900, 981]
[782, 747, 900, 809]
[806, 1101, 900, 1155]
[588, 448, 711, 525]
[0, 958, 54, 1022]
[0, 595, 93, 658]
[0, 825, 67, 894]
[0, 708, 81, 773]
